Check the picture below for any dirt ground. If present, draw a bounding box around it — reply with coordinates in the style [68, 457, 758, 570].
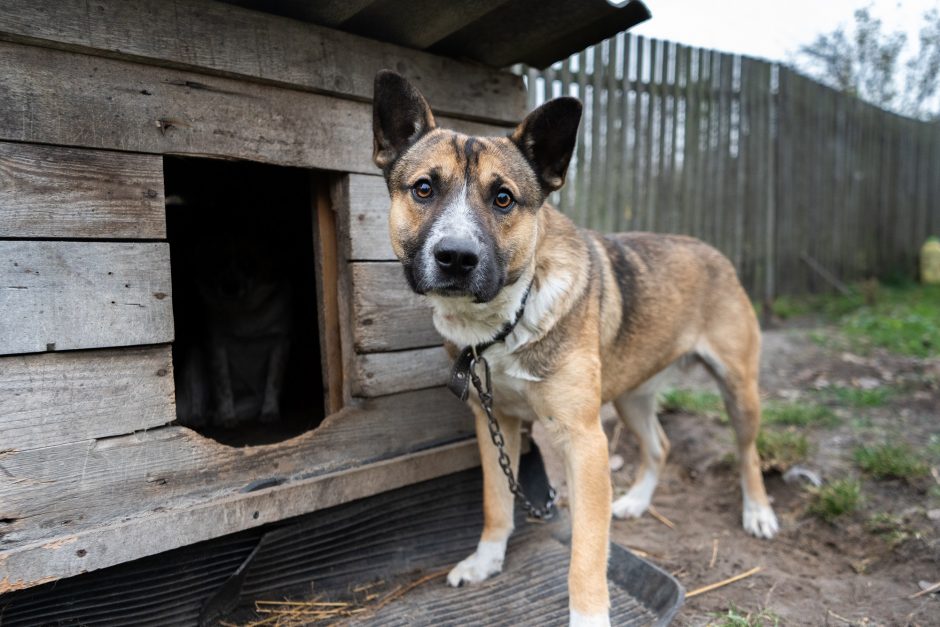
[532, 324, 940, 626]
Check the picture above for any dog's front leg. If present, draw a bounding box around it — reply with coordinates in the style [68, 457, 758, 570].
[536, 388, 611, 626]
[447, 401, 520, 587]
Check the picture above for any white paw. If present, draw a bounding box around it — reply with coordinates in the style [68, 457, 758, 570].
[570, 609, 611, 627]
[743, 502, 779, 538]
[612, 491, 651, 519]
[611, 470, 657, 519]
[446, 540, 506, 587]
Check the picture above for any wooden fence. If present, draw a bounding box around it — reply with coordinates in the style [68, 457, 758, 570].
[521, 34, 940, 299]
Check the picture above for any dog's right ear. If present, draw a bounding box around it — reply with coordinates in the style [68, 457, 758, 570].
[373, 71, 436, 171]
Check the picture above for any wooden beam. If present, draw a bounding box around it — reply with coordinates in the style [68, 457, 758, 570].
[350, 262, 440, 352]
[0, 345, 176, 451]
[0, 41, 510, 175]
[0, 387, 473, 552]
[352, 346, 451, 397]
[0, 440, 480, 593]
[0, 241, 174, 355]
[0, 0, 525, 126]
[0, 142, 165, 239]
[312, 174, 344, 415]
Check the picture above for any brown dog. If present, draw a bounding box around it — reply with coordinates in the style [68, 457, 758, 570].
[372, 70, 778, 627]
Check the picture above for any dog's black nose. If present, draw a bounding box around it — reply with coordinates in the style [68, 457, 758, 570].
[434, 237, 479, 276]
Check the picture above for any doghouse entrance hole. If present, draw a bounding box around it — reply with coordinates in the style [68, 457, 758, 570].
[165, 157, 326, 446]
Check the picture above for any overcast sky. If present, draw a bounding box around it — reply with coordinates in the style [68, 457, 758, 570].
[631, 0, 938, 64]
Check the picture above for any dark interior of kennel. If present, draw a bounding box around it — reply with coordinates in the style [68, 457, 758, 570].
[164, 157, 325, 446]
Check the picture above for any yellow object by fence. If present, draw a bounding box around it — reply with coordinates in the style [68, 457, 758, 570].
[922, 237, 940, 284]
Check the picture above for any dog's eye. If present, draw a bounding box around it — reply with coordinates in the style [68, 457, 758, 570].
[494, 189, 515, 212]
[412, 180, 433, 200]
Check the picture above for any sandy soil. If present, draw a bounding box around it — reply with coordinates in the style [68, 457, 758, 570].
[532, 327, 940, 626]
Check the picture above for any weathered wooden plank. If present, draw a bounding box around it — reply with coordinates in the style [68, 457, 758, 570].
[0, 42, 511, 175]
[0, 0, 525, 126]
[0, 345, 175, 451]
[0, 142, 165, 239]
[0, 440, 481, 592]
[351, 262, 440, 352]
[0, 241, 173, 355]
[353, 346, 451, 397]
[0, 387, 473, 554]
[312, 175, 344, 415]
[335, 174, 395, 262]
[642, 39, 657, 231]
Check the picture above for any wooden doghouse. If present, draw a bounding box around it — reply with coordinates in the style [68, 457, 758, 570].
[0, 0, 649, 593]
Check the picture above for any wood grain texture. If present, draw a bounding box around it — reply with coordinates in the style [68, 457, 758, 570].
[312, 175, 344, 414]
[0, 387, 474, 554]
[0, 41, 511, 174]
[0, 0, 525, 125]
[0, 241, 173, 355]
[336, 173, 396, 262]
[0, 345, 175, 451]
[329, 175, 359, 404]
[350, 262, 440, 352]
[0, 142, 165, 239]
[352, 346, 451, 397]
[0, 440, 481, 592]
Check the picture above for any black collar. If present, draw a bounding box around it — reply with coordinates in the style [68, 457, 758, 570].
[447, 279, 533, 401]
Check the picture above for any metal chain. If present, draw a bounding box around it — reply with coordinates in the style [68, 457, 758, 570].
[468, 354, 556, 521]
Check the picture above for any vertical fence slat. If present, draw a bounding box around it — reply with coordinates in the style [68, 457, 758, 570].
[618, 34, 634, 232]
[632, 36, 645, 230]
[574, 49, 589, 227]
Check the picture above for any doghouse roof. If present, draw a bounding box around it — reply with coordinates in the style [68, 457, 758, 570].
[217, 0, 651, 68]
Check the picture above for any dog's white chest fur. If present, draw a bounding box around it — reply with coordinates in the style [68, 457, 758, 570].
[481, 345, 539, 422]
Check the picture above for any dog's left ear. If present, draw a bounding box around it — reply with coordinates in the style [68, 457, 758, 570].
[510, 97, 582, 192]
[373, 70, 437, 171]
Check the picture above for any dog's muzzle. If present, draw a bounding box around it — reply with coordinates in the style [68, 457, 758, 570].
[409, 235, 503, 303]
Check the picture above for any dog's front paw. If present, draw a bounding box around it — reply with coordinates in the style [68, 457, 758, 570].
[743, 501, 779, 538]
[446, 540, 506, 587]
[570, 609, 611, 627]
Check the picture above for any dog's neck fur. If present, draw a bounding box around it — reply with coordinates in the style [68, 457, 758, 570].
[427, 206, 587, 353]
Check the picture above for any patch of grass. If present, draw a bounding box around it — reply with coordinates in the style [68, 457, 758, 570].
[775, 283, 940, 358]
[660, 389, 725, 417]
[708, 605, 780, 627]
[823, 386, 893, 408]
[866, 512, 912, 547]
[770, 290, 865, 320]
[927, 434, 940, 461]
[853, 443, 929, 480]
[757, 428, 810, 471]
[763, 401, 839, 427]
[837, 284, 940, 358]
[808, 479, 862, 522]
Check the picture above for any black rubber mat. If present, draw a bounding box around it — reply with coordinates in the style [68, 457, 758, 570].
[0, 455, 683, 626]
[346, 525, 676, 626]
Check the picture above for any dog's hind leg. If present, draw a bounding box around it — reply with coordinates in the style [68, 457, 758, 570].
[611, 384, 670, 519]
[697, 327, 779, 539]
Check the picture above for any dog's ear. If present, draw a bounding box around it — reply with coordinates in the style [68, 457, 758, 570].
[373, 70, 436, 171]
[510, 97, 582, 192]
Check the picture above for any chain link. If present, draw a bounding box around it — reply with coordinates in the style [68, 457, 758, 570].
[468, 354, 556, 521]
